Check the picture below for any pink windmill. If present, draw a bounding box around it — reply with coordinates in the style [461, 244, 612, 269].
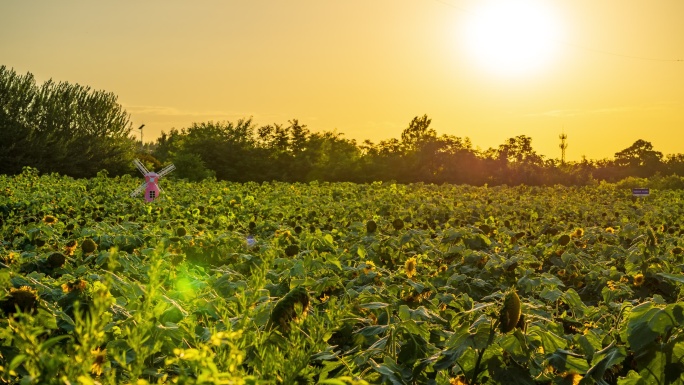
[130, 159, 175, 202]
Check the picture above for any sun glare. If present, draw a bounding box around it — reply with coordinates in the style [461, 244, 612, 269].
[462, 0, 562, 78]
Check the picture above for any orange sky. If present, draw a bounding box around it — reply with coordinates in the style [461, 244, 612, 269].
[2, 1, 683, 161]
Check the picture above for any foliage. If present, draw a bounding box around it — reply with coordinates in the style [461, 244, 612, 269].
[1, 174, 684, 384]
[3, 65, 684, 184]
[147, 116, 684, 185]
[0, 66, 135, 177]
[172, 152, 216, 182]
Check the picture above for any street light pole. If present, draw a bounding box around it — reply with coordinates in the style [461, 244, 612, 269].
[138, 124, 145, 151]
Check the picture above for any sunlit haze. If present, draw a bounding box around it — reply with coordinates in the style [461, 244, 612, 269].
[2, 1, 683, 161]
[461, 0, 562, 77]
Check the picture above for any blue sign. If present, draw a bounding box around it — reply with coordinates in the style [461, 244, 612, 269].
[632, 188, 650, 197]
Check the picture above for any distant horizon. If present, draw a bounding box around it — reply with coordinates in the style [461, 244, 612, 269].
[2, 1, 683, 162]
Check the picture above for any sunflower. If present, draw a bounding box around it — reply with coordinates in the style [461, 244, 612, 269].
[2, 286, 39, 314]
[90, 347, 107, 376]
[607, 280, 618, 291]
[392, 218, 405, 231]
[176, 227, 187, 237]
[558, 234, 571, 246]
[61, 279, 88, 293]
[363, 260, 376, 274]
[404, 257, 417, 279]
[42, 215, 58, 225]
[64, 240, 78, 256]
[450, 376, 467, 385]
[633, 273, 645, 287]
[605, 227, 615, 234]
[1, 251, 18, 265]
[561, 373, 583, 385]
[47, 252, 66, 268]
[267, 286, 310, 333]
[572, 228, 584, 238]
[81, 239, 97, 254]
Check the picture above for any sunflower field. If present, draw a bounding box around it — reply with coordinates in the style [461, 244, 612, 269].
[1, 167, 683, 385]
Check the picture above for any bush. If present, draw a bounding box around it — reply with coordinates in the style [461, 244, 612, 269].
[172, 152, 215, 181]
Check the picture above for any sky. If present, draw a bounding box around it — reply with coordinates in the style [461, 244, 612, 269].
[2, 0, 683, 161]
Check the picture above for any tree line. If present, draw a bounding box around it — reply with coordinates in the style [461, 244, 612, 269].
[0, 66, 134, 178]
[148, 116, 684, 187]
[2, 65, 684, 187]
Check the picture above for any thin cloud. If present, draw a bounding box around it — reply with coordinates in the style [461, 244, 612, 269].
[525, 107, 630, 117]
[526, 102, 679, 118]
[123, 104, 253, 119]
[121, 104, 303, 126]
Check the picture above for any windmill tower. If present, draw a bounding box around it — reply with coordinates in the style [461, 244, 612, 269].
[130, 159, 175, 202]
[559, 131, 568, 164]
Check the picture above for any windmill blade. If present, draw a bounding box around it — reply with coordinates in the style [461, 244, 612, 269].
[130, 183, 147, 197]
[133, 159, 150, 176]
[157, 163, 176, 178]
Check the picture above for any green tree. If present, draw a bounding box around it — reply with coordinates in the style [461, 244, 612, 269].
[400, 114, 436, 150]
[304, 131, 361, 182]
[614, 139, 663, 177]
[179, 118, 259, 182]
[665, 153, 684, 176]
[0, 66, 134, 177]
[497, 135, 543, 165]
[172, 152, 215, 181]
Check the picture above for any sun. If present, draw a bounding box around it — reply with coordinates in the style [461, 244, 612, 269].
[461, 0, 562, 78]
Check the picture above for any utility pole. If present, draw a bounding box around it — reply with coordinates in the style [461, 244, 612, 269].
[559, 130, 568, 164]
[138, 124, 145, 151]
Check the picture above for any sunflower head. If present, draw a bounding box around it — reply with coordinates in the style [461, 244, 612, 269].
[62, 279, 88, 293]
[498, 288, 521, 333]
[404, 257, 417, 278]
[90, 347, 107, 376]
[392, 218, 405, 231]
[572, 228, 584, 238]
[176, 227, 187, 237]
[64, 240, 78, 256]
[81, 239, 97, 254]
[47, 252, 67, 268]
[558, 234, 571, 246]
[1, 251, 18, 265]
[560, 372, 583, 385]
[267, 286, 310, 333]
[633, 273, 645, 287]
[42, 215, 58, 225]
[2, 286, 39, 314]
[363, 260, 376, 274]
[284, 244, 300, 257]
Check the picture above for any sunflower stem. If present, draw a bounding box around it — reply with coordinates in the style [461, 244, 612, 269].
[471, 319, 499, 385]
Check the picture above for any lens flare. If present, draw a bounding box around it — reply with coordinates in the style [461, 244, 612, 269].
[175, 276, 196, 299]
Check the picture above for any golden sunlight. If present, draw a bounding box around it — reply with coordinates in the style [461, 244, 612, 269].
[461, 0, 562, 77]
